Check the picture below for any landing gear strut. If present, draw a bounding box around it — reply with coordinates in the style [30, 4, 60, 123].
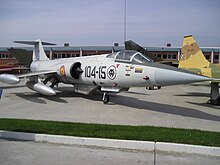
[43, 76, 59, 88]
[103, 92, 110, 104]
[208, 82, 220, 105]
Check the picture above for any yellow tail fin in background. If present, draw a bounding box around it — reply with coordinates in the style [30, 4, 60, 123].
[179, 35, 212, 77]
[179, 35, 210, 68]
[179, 35, 220, 104]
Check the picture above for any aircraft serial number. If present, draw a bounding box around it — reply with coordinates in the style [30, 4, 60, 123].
[85, 66, 107, 79]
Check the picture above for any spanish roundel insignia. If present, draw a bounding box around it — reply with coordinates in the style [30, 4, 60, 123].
[60, 65, 66, 76]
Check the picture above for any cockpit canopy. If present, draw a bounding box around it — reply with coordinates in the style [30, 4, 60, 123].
[106, 50, 152, 64]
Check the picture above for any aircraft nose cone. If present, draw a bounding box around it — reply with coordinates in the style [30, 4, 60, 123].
[154, 68, 212, 86]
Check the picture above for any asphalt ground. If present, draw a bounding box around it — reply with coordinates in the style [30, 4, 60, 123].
[0, 139, 219, 165]
[0, 80, 220, 132]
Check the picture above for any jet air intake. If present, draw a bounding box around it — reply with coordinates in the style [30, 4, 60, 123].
[70, 62, 83, 79]
[57, 62, 83, 80]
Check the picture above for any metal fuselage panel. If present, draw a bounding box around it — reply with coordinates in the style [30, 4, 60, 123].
[30, 55, 157, 88]
[29, 54, 211, 89]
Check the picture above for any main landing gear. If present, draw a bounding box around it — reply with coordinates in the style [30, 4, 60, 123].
[102, 92, 110, 104]
[43, 76, 59, 88]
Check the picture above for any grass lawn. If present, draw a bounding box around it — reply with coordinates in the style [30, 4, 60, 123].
[0, 118, 219, 147]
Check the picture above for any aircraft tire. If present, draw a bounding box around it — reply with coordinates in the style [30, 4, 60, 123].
[103, 95, 110, 104]
[207, 97, 220, 106]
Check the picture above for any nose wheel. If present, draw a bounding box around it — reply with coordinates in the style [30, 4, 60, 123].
[103, 92, 110, 104]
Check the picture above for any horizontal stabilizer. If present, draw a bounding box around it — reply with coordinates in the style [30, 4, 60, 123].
[14, 40, 56, 46]
[14, 39, 56, 61]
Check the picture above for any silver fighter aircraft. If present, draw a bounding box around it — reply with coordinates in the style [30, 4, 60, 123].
[0, 40, 211, 104]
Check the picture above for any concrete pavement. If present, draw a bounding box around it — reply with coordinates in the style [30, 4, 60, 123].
[1, 139, 219, 165]
[1, 80, 220, 164]
[0, 80, 219, 132]
[1, 130, 220, 156]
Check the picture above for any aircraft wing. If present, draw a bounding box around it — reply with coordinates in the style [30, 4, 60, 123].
[0, 70, 57, 84]
[17, 70, 56, 78]
[0, 68, 15, 72]
[0, 64, 28, 73]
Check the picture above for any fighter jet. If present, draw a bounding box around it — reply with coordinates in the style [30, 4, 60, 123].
[0, 40, 212, 104]
[179, 35, 220, 105]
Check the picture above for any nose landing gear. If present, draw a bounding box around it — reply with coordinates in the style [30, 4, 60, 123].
[103, 92, 110, 104]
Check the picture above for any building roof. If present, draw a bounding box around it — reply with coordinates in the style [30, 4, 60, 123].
[145, 47, 181, 52]
[0, 46, 219, 53]
[51, 46, 124, 52]
[200, 47, 220, 53]
[0, 47, 12, 52]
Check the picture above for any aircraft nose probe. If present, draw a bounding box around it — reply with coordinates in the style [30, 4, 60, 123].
[153, 68, 212, 86]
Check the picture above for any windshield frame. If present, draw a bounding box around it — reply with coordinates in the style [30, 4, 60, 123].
[106, 50, 150, 64]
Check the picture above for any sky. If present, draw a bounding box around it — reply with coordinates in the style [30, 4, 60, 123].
[0, 0, 220, 47]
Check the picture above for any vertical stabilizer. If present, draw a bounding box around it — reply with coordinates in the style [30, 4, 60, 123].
[14, 40, 56, 61]
[33, 39, 49, 61]
[179, 35, 210, 69]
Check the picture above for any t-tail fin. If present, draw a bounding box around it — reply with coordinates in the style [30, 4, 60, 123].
[179, 35, 210, 69]
[14, 39, 56, 61]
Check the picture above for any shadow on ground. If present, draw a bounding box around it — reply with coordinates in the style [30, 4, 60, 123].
[11, 86, 220, 122]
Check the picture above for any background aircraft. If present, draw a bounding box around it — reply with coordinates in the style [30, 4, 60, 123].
[8, 48, 32, 67]
[0, 39, 211, 104]
[0, 48, 30, 74]
[179, 35, 220, 105]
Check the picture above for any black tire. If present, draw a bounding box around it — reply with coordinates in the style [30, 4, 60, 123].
[103, 95, 110, 104]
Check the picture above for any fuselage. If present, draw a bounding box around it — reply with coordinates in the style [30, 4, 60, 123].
[30, 50, 211, 89]
[0, 40, 214, 104]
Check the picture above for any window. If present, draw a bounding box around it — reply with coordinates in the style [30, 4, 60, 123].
[53, 54, 57, 59]
[205, 55, 210, 60]
[71, 54, 76, 57]
[132, 54, 150, 64]
[1, 54, 6, 59]
[163, 54, 167, 59]
[157, 54, 161, 58]
[115, 51, 135, 61]
[172, 54, 177, 59]
[58, 54, 62, 58]
[168, 54, 172, 59]
[214, 55, 219, 60]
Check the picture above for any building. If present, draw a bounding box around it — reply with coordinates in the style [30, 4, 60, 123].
[0, 45, 220, 65]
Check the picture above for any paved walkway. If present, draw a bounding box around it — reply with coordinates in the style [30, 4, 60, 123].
[1, 139, 219, 165]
